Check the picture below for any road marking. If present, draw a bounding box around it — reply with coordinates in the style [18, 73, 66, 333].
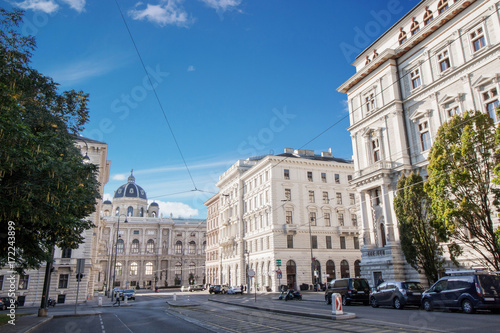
[114, 314, 134, 333]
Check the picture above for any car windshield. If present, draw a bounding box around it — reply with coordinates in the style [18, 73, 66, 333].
[402, 282, 424, 290]
[352, 279, 369, 289]
[478, 275, 500, 296]
[124, 289, 134, 293]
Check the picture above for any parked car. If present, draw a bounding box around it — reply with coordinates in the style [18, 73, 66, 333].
[122, 289, 136, 300]
[370, 281, 424, 309]
[226, 286, 243, 294]
[0, 297, 18, 310]
[180, 285, 190, 292]
[325, 278, 370, 306]
[209, 285, 228, 294]
[422, 271, 500, 314]
[189, 285, 206, 292]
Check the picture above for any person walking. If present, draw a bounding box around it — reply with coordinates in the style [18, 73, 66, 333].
[113, 295, 121, 306]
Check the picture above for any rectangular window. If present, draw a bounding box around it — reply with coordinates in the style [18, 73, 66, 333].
[18, 275, 29, 290]
[309, 190, 315, 203]
[284, 169, 290, 180]
[286, 211, 293, 224]
[419, 121, 431, 151]
[310, 212, 317, 226]
[307, 171, 313, 182]
[340, 236, 346, 249]
[354, 237, 360, 249]
[437, 50, 450, 72]
[312, 236, 318, 249]
[410, 68, 421, 89]
[372, 138, 380, 162]
[285, 189, 291, 201]
[58, 274, 69, 289]
[347, 175, 352, 181]
[446, 105, 460, 118]
[325, 213, 331, 227]
[61, 248, 72, 258]
[470, 27, 486, 52]
[336, 193, 342, 205]
[321, 172, 327, 183]
[133, 230, 140, 235]
[323, 191, 329, 204]
[349, 193, 355, 206]
[338, 213, 344, 226]
[352, 215, 358, 227]
[287, 235, 294, 248]
[483, 88, 499, 122]
[0, 275, 3, 290]
[437, 0, 448, 14]
[365, 93, 375, 112]
[326, 236, 332, 249]
[335, 174, 340, 184]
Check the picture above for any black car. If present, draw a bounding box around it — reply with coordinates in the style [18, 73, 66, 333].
[209, 285, 228, 294]
[325, 278, 370, 305]
[422, 272, 500, 314]
[0, 297, 18, 310]
[370, 281, 425, 309]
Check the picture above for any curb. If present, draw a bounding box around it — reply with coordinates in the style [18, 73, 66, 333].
[24, 316, 53, 333]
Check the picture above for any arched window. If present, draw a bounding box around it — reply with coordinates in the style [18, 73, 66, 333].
[189, 262, 196, 274]
[146, 239, 155, 253]
[341, 260, 350, 278]
[127, 206, 133, 217]
[326, 260, 336, 280]
[116, 262, 122, 276]
[139, 208, 144, 217]
[145, 262, 153, 275]
[189, 241, 196, 255]
[130, 262, 138, 276]
[380, 223, 387, 247]
[115, 207, 120, 216]
[152, 211, 157, 217]
[175, 241, 183, 254]
[202, 241, 206, 253]
[354, 260, 361, 277]
[131, 239, 139, 254]
[117, 239, 124, 254]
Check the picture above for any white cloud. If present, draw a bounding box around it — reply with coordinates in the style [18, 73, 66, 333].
[187, 65, 195, 72]
[154, 200, 199, 218]
[128, 0, 191, 27]
[341, 99, 349, 113]
[103, 193, 113, 202]
[10, 0, 85, 13]
[112, 174, 127, 181]
[60, 0, 85, 12]
[200, 0, 242, 13]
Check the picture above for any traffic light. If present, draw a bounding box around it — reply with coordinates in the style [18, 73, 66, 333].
[76, 273, 84, 282]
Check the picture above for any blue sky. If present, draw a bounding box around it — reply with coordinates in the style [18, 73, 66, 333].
[5, 0, 418, 218]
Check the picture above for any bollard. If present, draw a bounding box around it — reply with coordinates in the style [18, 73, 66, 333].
[173, 293, 177, 301]
[98, 296, 102, 307]
[124, 295, 128, 305]
[331, 293, 343, 315]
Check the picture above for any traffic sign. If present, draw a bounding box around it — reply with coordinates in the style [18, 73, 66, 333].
[248, 269, 255, 277]
[277, 272, 282, 279]
[276, 259, 281, 267]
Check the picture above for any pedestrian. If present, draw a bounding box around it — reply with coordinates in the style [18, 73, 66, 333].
[240, 285, 243, 293]
[113, 296, 121, 306]
[377, 275, 384, 286]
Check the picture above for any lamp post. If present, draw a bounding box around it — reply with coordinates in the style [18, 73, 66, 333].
[244, 250, 250, 294]
[309, 216, 315, 287]
[111, 214, 128, 302]
[78, 137, 91, 164]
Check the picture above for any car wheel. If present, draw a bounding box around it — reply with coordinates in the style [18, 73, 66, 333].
[371, 297, 379, 308]
[462, 299, 475, 314]
[393, 297, 403, 310]
[423, 298, 433, 312]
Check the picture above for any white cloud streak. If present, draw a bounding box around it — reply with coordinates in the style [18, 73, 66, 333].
[200, 0, 242, 13]
[10, 0, 85, 13]
[128, 0, 191, 27]
[187, 65, 195, 72]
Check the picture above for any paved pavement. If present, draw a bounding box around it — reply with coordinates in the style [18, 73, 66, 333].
[1, 289, 342, 332]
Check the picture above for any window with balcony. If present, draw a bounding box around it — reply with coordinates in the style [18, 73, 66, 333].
[419, 121, 431, 151]
[131, 239, 139, 254]
[309, 190, 315, 203]
[189, 241, 196, 254]
[146, 239, 155, 253]
[437, 50, 450, 72]
[117, 239, 124, 254]
[175, 241, 183, 254]
[284, 169, 290, 180]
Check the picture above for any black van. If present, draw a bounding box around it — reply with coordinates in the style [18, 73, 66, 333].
[421, 272, 500, 314]
[325, 278, 371, 305]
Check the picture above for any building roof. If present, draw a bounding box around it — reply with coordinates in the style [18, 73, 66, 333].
[113, 170, 147, 200]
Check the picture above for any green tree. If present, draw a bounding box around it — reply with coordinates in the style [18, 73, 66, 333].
[394, 172, 443, 284]
[425, 110, 500, 271]
[0, 9, 100, 272]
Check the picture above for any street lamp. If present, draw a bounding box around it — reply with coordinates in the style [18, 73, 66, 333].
[79, 137, 91, 164]
[244, 250, 250, 294]
[111, 214, 128, 302]
[309, 216, 315, 287]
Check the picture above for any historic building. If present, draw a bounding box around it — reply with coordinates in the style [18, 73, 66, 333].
[95, 171, 206, 292]
[0, 136, 110, 306]
[338, 0, 500, 285]
[205, 149, 361, 292]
